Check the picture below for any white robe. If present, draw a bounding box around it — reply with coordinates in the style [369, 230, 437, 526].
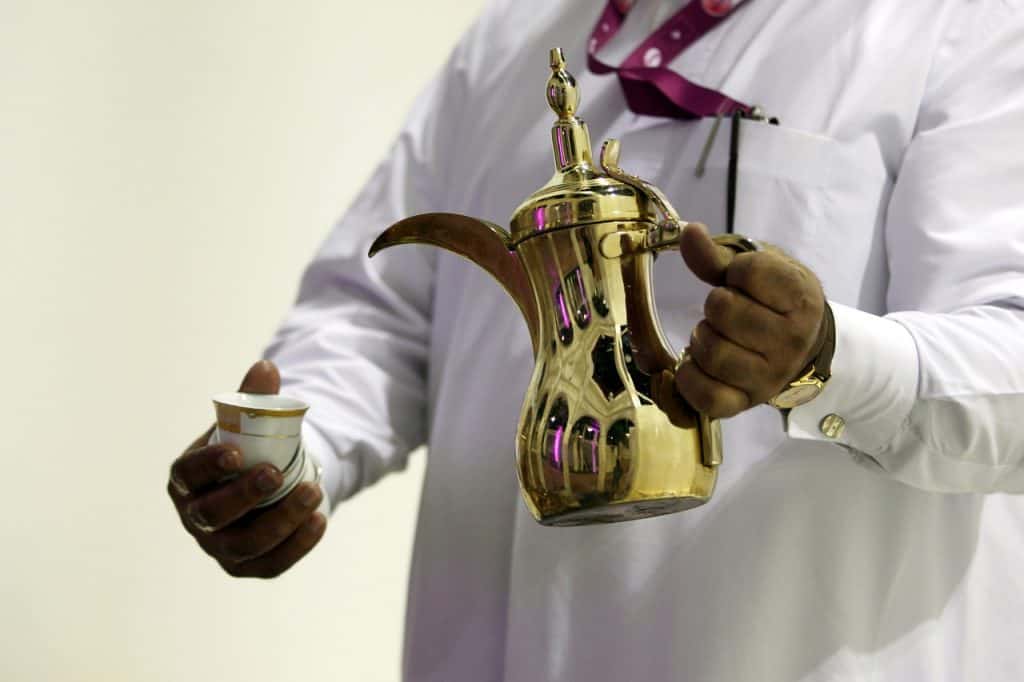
[265, 1, 1024, 679]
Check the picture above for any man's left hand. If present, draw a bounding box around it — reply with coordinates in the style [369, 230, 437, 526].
[673, 223, 828, 419]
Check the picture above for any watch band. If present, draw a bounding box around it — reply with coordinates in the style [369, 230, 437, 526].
[810, 302, 835, 381]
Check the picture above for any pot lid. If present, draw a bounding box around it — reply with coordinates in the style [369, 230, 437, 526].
[509, 49, 657, 244]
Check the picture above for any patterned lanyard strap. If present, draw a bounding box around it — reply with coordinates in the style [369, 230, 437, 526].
[587, 0, 753, 119]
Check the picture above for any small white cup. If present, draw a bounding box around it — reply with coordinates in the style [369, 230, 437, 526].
[211, 392, 316, 506]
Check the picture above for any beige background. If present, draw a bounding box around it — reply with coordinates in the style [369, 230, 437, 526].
[1, 1, 486, 680]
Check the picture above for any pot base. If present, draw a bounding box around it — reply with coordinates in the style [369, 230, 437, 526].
[536, 494, 709, 526]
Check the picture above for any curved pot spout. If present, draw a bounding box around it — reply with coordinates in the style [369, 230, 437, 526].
[369, 212, 540, 354]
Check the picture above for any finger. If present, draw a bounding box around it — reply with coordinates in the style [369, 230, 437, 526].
[183, 464, 283, 532]
[651, 369, 699, 429]
[674, 356, 750, 419]
[703, 286, 786, 352]
[679, 222, 735, 286]
[689, 321, 774, 400]
[724, 251, 819, 315]
[239, 360, 280, 394]
[212, 483, 324, 563]
[220, 513, 327, 579]
[169, 442, 243, 497]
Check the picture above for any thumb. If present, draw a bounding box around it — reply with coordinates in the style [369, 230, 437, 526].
[238, 359, 280, 395]
[679, 222, 735, 286]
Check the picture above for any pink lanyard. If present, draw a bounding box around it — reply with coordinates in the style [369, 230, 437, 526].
[587, 0, 753, 119]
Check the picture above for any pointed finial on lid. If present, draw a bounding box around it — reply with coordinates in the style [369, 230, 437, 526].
[544, 48, 593, 172]
[546, 47, 579, 120]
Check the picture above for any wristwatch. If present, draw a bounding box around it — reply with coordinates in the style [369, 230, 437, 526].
[768, 304, 835, 410]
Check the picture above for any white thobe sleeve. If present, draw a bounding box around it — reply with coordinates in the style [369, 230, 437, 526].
[261, 40, 476, 510]
[787, 2, 1024, 493]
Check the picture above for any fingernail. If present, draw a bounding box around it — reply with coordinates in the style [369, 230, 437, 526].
[170, 474, 189, 496]
[218, 449, 241, 472]
[297, 484, 320, 508]
[255, 468, 281, 493]
[308, 512, 327, 533]
[187, 505, 212, 532]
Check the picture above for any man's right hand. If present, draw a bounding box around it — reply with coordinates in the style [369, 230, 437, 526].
[167, 360, 327, 578]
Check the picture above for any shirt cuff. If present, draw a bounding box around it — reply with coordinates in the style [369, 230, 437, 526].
[786, 301, 920, 454]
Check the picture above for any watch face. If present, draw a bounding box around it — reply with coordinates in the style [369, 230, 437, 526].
[773, 382, 822, 409]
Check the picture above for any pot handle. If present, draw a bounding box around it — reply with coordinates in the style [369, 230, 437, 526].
[600, 140, 760, 467]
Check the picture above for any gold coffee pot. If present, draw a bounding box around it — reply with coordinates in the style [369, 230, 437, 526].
[370, 49, 754, 526]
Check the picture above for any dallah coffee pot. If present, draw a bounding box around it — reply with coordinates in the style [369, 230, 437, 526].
[370, 49, 756, 526]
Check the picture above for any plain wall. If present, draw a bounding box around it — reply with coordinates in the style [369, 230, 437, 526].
[1, 1, 487, 680]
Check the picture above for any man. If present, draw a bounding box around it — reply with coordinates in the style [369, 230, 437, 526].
[168, 1, 1024, 679]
